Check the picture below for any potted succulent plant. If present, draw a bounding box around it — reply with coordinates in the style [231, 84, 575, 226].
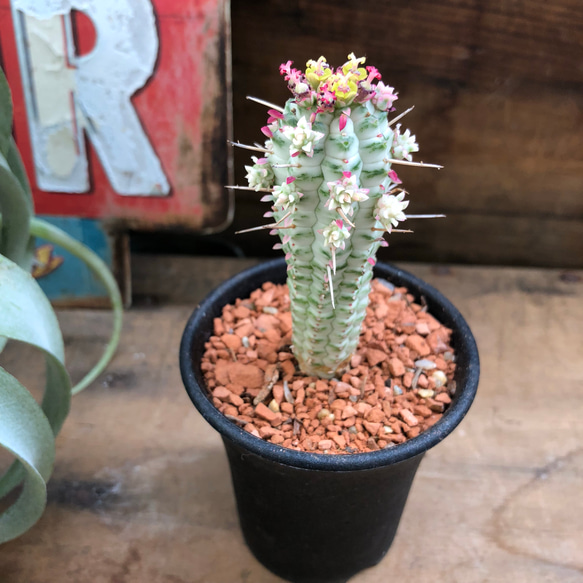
[180, 54, 479, 583]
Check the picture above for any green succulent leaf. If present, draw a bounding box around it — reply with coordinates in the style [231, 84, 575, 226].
[0, 69, 13, 159]
[6, 137, 33, 210]
[30, 218, 124, 394]
[0, 367, 55, 543]
[0, 150, 33, 268]
[0, 254, 71, 508]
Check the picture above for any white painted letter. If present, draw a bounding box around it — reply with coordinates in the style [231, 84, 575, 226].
[12, 0, 170, 196]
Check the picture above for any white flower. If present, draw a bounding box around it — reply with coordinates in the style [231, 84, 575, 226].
[375, 191, 409, 232]
[325, 171, 369, 216]
[272, 180, 302, 210]
[282, 117, 324, 157]
[322, 219, 350, 250]
[391, 124, 419, 161]
[245, 156, 275, 190]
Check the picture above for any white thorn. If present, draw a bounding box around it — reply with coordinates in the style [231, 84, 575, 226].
[274, 210, 292, 226]
[235, 222, 295, 235]
[405, 214, 446, 219]
[235, 212, 293, 235]
[385, 158, 443, 169]
[388, 106, 415, 127]
[271, 163, 301, 168]
[225, 185, 273, 193]
[371, 227, 414, 233]
[332, 248, 337, 275]
[228, 140, 271, 153]
[246, 96, 285, 112]
[337, 208, 355, 228]
[327, 264, 335, 310]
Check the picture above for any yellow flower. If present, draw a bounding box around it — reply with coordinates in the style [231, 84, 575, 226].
[328, 73, 358, 106]
[341, 53, 367, 81]
[305, 56, 332, 90]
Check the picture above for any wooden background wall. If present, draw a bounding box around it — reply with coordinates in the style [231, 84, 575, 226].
[225, 0, 583, 268]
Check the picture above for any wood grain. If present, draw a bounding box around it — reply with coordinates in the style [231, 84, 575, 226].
[227, 0, 583, 266]
[1, 256, 582, 581]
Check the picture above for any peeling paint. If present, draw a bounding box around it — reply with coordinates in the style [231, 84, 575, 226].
[12, 0, 170, 196]
[1, 0, 233, 233]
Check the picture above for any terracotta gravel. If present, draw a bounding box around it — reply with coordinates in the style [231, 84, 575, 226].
[200, 279, 457, 454]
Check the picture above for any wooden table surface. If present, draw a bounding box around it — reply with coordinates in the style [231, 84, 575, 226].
[1, 256, 582, 583]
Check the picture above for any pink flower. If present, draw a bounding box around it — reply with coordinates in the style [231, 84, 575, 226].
[279, 60, 293, 77]
[388, 170, 402, 184]
[316, 86, 336, 113]
[372, 81, 398, 111]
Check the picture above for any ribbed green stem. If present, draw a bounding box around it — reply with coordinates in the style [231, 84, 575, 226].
[246, 60, 418, 378]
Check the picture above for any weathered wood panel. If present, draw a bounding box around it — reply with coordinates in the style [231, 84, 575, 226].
[228, 0, 583, 267]
[1, 256, 582, 581]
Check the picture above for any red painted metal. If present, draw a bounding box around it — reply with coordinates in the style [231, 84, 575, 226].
[0, 0, 232, 232]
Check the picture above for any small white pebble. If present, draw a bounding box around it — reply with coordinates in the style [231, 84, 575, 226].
[268, 399, 280, 413]
[443, 351, 455, 362]
[383, 425, 393, 434]
[378, 279, 395, 291]
[415, 359, 437, 370]
[242, 336, 250, 348]
[393, 385, 403, 395]
[317, 408, 331, 420]
[432, 370, 448, 387]
[417, 389, 435, 399]
[262, 306, 278, 314]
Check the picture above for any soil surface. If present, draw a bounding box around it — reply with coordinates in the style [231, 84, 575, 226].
[201, 279, 456, 454]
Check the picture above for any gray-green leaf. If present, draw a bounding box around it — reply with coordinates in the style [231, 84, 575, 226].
[0, 254, 71, 499]
[0, 367, 55, 543]
[0, 68, 13, 159]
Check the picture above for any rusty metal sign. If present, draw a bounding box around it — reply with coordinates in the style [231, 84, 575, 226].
[0, 0, 233, 232]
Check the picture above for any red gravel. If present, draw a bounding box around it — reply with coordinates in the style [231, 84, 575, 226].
[200, 279, 457, 454]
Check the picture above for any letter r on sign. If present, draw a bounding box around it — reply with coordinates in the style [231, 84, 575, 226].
[11, 0, 170, 196]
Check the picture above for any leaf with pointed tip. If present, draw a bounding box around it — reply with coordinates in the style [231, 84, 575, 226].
[0, 367, 55, 543]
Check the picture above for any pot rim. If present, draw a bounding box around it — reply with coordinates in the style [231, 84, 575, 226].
[180, 258, 480, 472]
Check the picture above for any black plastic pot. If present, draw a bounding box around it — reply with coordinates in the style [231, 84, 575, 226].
[180, 259, 479, 583]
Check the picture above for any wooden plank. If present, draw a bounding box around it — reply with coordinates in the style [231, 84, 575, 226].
[231, 0, 583, 89]
[1, 257, 582, 581]
[228, 0, 583, 266]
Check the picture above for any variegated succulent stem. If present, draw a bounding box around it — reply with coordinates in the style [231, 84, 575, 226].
[242, 55, 439, 378]
[265, 102, 393, 377]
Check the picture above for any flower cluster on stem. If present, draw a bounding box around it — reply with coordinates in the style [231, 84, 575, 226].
[280, 53, 399, 113]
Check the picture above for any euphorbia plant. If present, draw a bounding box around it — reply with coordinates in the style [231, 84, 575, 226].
[232, 54, 442, 378]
